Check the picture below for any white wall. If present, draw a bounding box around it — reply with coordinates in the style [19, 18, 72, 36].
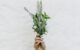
[0, 0, 80, 50]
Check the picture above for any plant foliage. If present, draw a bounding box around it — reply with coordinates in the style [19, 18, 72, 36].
[24, 0, 50, 36]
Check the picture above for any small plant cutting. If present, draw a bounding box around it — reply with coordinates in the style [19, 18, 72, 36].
[24, 0, 50, 50]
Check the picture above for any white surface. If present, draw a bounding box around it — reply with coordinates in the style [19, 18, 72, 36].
[0, 0, 80, 50]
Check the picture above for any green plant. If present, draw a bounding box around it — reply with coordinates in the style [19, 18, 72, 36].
[24, 0, 50, 36]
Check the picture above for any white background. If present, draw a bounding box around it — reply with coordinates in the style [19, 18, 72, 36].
[0, 0, 80, 50]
